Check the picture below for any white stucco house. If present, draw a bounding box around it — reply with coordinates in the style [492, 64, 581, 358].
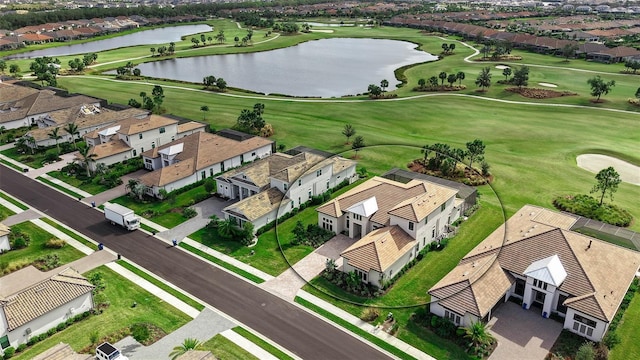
[138, 129, 273, 197]
[0, 267, 94, 353]
[218, 147, 357, 231]
[0, 224, 10, 252]
[82, 115, 205, 171]
[316, 176, 462, 288]
[429, 205, 640, 342]
[0, 82, 101, 130]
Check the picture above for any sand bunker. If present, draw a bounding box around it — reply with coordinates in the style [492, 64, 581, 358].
[577, 154, 640, 186]
[495, 65, 510, 70]
[309, 29, 334, 33]
[538, 82, 558, 88]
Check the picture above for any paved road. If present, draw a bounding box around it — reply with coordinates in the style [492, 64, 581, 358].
[0, 165, 391, 360]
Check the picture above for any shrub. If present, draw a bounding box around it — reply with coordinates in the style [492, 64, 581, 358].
[131, 323, 150, 342]
[3, 347, 15, 358]
[47, 328, 56, 336]
[56, 322, 66, 331]
[9, 231, 30, 249]
[182, 207, 197, 219]
[90, 330, 100, 344]
[575, 342, 595, 360]
[45, 238, 66, 248]
[360, 307, 380, 322]
[603, 331, 620, 349]
[553, 194, 632, 227]
[15, 344, 26, 353]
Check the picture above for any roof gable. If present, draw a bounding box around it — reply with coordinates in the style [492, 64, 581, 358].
[346, 197, 378, 217]
[524, 254, 567, 287]
[341, 225, 415, 273]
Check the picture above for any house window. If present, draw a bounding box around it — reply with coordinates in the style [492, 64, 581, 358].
[152, 142, 155, 149]
[408, 222, 414, 231]
[139, 133, 143, 139]
[251, 152, 256, 156]
[201, 171, 206, 180]
[133, 149, 137, 156]
[355, 269, 367, 282]
[283, 183, 288, 191]
[0, 335, 9, 349]
[298, 197, 301, 205]
[327, 180, 330, 189]
[424, 215, 429, 224]
[210, 168, 214, 177]
[141, 147, 144, 153]
[533, 279, 548, 291]
[308, 190, 312, 199]
[515, 278, 525, 296]
[240, 154, 244, 163]
[441, 203, 446, 212]
[432, 227, 436, 238]
[557, 294, 569, 314]
[346, 215, 350, 228]
[444, 310, 461, 325]
[573, 314, 596, 337]
[353, 214, 362, 221]
[221, 162, 225, 172]
[316, 169, 322, 177]
[126, 136, 129, 141]
[322, 218, 333, 231]
[298, 179, 302, 186]
[423, 237, 426, 246]
[171, 136, 175, 141]
[159, 127, 165, 134]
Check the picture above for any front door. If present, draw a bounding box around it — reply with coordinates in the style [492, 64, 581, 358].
[533, 290, 546, 309]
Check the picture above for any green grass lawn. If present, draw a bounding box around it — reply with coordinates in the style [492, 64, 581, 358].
[0, 204, 15, 221]
[47, 170, 109, 195]
[14, 266, 191, 360]
[179, 243, 264, 284]
[111, 186, 210, 228]
[201, 333, 259, 360]
[609, 292, 640, 360]
[0, 158, 24, 171]
[0, 221, 85, 276]
[40, 217, 99, 251]
[0, 192, 29, 210]
[232, 327, 294, 360]
[37, 176, 84, 199]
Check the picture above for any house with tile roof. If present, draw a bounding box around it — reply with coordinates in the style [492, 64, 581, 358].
[428, 205, 640, 341]
[82, 115, 197, 171]
[0, 223, 9, 252]
[0, 83, 102, 130]
[219, 146, 357, 231]
[138, 130, 272, 197]
[0, 267, 94, 352]
[317, 176, 462, 288]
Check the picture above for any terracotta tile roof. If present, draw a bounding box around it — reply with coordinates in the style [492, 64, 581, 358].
[116, 114, 178, 135]
[387, 183, 458, 222]
[177, 121, 206, 134]
[342, 225, 416, 273]
[139, 132, 273, 187]
[430, 205, 640, 322]
[88, 139, 131, 160]
[223, 187, 287, 221]
[138, 158, 195, 187]
[21, 33, 53, 42]
[317, 176, 451, 226]
[0, 268, 93, 331]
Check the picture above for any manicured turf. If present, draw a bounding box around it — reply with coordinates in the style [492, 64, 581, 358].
[201, 333, 258, 360]
[117, 260, 205, 311]
[232, 327, 294, 360]
[40, 217, 99, 251]
[47, 170, 109, 195]
[178, 242, 265, 284]
[37, 176, 84, 199]
[0, 191, 29, 210]
[0, 158, 23, 171]
[0, 204, 15, 221]
[13, 266, 191, 360]
[0, 221, 85, 276]
[609, 291, 640, 360]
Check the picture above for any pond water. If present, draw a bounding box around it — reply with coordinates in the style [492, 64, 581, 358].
[129, 38, 437, 97]
[4, 24, 212, 59]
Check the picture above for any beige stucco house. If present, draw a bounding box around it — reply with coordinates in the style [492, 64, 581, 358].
[0, 224, 10, 252]
[429, 205, 640, 342]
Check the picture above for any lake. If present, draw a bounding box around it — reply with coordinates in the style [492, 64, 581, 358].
[130, 38, 437, 97]
[4, 24, 212, 59]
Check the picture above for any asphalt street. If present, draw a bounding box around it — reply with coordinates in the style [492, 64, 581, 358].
[0, 164, 392, 360]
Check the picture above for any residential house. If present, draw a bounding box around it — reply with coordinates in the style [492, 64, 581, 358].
[219, 147, 357, 231]
[0, 83, 102, 130]
[588, 46, 640, 63]
[0, 267, 94, 352]
[83, 115, 181, 171]
[138, 129, 272, 197]
[0, 223, 9, 252]
[317, 176, 462, 288]
[429, 205, 640, 342]
[24, 105, 148, 148]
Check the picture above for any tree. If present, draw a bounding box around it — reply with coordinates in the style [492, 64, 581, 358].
[0, 60, 6, 73]
[203, 75, 216, 89]
[150, 47, 156, 56]
[342, 124, 356, 144]
[216, 78, 227, 91]
[380, 79, 389, 92]
[636, 87, 640, 99]
[481, 46, 491, 59]
[418, 78, 426, 88]
[587, 76, 615, 101]
[463, 321, 495, 356]
[561, 43, 578, 61]
[447, 73, 457, 87]
[456, 71, 465, 86]
[68, 58, 85, 72]
[367, 84, 382, 97]
[200, 105, 209, 121]
[420, 144, 431, 165]
[449, 43, 455, 54]
[169, 338, 203, 360]
[591, 166, 621, 206]
[64, 122, 79, 149]
[132, 68, 141, 77]
[77, 144, 96, 177]
[438, 71, 447, 85]
[502, 67, 512, 81]
[428, 76, 439, 88]
[253, 103, 265, 115]
[215, 29, 225, 44]
[351, 136, 365, 159]
[441, 43, 449, 54]
[234, 36, 240, 46]
[30, 56, 60, 87]
[466, 139, 485, 169]
[200, 34, 206, 45]
[82, 53, 97, 66]
[48, 127, 62, 154]
[151, 85, 165, 113]
[512, 66, 529, 88]
[9, 64, 20, 76]
[168, 42, 176, 55]
[475, 67, 492, 91]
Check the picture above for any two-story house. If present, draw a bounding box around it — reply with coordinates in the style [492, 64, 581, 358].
[218, 147, 357, 231]
[429, 205, 640, 342]
[316, 176, 462, 288]
[137, 129, 273, 197]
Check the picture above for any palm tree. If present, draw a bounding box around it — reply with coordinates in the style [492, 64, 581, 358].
[420, 145, 431, 166]
[456, 71, 465, 86]
[64, 122, 79, 149]
[342, 124, 356, 144]
[215, 30, 225, 44]
[77, 144, 97, 177]
[169, 338, 202, 360]
[463, 321, 495, 356]
[438, 71, 447, 86]
[475, 67, 492, 92]
[150, 47, 156, 56]
[126, 178, 140, 194]
[48, 127, 62, 154]
[380, 79, 389, 92]
[217, 218, 237, 239]
[200, 105, 209, 121]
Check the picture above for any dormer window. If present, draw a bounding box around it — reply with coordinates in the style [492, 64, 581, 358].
[533, 279, 548, 291]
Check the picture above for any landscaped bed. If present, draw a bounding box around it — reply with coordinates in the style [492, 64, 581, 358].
[506, 87, 577, 99]
[13, 266, 191, 359]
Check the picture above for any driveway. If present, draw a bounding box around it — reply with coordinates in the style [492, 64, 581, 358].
[157, 196, 234, 242]
[83, 169, 148, 206]
[489, 302, 563, 360]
